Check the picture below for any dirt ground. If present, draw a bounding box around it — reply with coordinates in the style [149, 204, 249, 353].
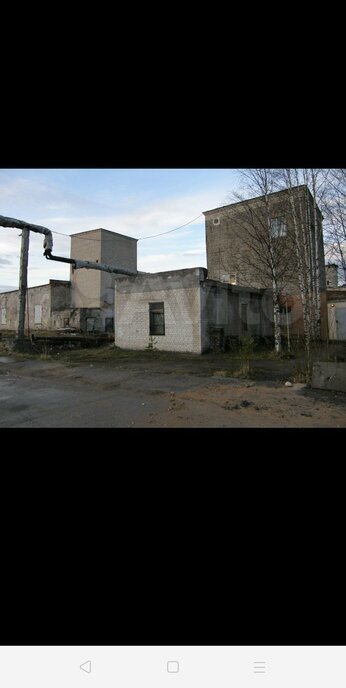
[1, 347, 345, 428]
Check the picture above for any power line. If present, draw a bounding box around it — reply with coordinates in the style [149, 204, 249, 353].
[50, 229, 70, 237]
[46, 213, 203, 242]
[137, 214, 203, 240]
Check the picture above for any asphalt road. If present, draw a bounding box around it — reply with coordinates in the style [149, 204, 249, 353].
[1, 355, 345, 428]
[0, 357, 221, 428]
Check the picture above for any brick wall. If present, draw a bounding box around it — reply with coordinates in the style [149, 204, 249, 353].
[0, 283, 52, 331]
[0, 289, 18, 330]
[114, 268, 274, 354]
[0, 281, 71, 332]
[114, 268, 204, 353]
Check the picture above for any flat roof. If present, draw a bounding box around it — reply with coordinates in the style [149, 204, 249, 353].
[115, 267, 207, 281]
[70, 228, 137, 241]
[0, 279, 70, 295]
[203, 185, 310, 215]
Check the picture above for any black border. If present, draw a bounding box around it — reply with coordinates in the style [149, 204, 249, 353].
[2, 429, 345, 646]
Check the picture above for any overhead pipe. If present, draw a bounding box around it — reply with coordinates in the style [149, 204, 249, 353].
[1, 214, 138, 276]
[45, 253, 137, 276]
[0, 214, 53, 254]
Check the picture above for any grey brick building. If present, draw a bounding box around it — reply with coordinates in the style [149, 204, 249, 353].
[203, 185, 328, 339]
[114, 268, 273, 354]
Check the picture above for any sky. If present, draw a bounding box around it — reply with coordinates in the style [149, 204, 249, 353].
[0, 169, 242, 292]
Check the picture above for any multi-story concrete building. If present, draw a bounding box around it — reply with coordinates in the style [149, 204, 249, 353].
[204, 185, 327, 338]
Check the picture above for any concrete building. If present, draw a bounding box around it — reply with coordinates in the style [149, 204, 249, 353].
[204, 185, 327, 339]
[327, 287, 346, 341]
[114, 268, 273, 354]
[2, 189, 341, 350]
[0, 228, 137, 334]
[325, 264, 346, 341]
[70, 228, 137, 332]
[0, 280, 71, 332]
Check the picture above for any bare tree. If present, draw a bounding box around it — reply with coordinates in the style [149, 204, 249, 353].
[273, 169, 327, 373]
[226, 169, 328, 363]
[227, 169, 297, 353]
[322, 169, 346, 284]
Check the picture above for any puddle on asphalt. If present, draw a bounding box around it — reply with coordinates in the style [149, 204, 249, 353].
[0, 357, 15, 364]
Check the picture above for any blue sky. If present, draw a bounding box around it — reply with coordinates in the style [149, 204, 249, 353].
[0, 169, 242, 292]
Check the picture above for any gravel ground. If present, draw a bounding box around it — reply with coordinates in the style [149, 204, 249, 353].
[1, 352, 345, 428]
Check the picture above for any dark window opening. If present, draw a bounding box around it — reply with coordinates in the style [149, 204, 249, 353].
[241, 303, 248, 333]
[149, 302, 165, 336]
[105, 317, 114, 333]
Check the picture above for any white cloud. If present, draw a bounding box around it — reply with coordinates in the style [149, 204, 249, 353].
[138, 251, 206, 273]
[0, 176, 235, 289]
[35, 187, 227, 240]
[181, 243, 206, 257]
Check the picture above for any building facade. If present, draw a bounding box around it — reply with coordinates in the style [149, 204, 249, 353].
[327, 287, 346, 341]
[70, 228, 137, 332]
[204, 185, 327, 339]
[114, 268, 273, 354]
[0, 280, 70, 332]
[2, 189, 341, 349]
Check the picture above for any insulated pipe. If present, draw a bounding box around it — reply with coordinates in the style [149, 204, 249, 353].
[73, 258, 137, 276]
[45, 253, 137, 276]
[1, 215, 138, 276]
[45, 254, 75, 265]
[0, 214, 53, 254]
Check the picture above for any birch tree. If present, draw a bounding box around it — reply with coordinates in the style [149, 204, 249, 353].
[322, 169, 346, 284]
[276, 168, 327, 369]
[228, 169, 296, 353]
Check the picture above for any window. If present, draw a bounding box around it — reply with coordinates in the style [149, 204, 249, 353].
[221, 273, 237, 284]
[1, 308, 6, 324]
[241, 303, 248, 333]
[34, 305, 42, 324]
[270, 217, 287, 237]
[213, 218, 220, 225]
[105, 317, 114, 333]
[250, 294, 259, 313]
[149, 302, 165, 336]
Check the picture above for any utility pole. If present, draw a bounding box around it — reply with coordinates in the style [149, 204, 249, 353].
[17, 229, 30, 342]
